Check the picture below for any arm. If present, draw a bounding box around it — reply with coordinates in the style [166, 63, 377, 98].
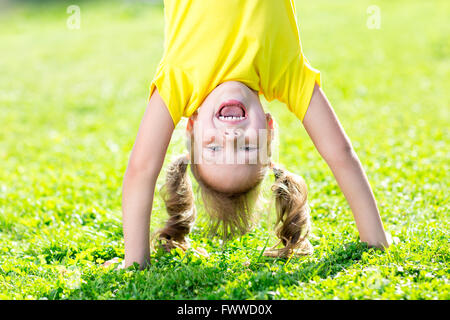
[122, 89, 174, 268]
[302, 84, 389, 249]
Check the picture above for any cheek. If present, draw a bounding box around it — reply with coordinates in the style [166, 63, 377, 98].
[244, 120, 267, 147]
[248, 108, 267, 130]
[193, 121, 215, 143]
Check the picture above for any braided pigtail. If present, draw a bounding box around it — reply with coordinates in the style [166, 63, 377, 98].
[154, 155, 196, 252]
[264, 165, 314, 258]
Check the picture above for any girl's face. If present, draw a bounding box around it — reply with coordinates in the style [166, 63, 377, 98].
[187, 81, 273, 193]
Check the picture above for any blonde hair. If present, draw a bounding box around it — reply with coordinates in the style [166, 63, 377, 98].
[154, 156, 196, 252]
[190, 162, 265, 240]
[154, 120, 313, 257]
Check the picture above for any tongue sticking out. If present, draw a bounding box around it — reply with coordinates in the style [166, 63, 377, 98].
[219, 105, 245, 117]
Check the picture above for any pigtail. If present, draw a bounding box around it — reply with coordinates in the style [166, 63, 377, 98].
[154, 155, 197, 252]
[264, 165, 314, 258]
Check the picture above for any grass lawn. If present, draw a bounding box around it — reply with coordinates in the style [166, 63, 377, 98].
[0, 0, 448, 300]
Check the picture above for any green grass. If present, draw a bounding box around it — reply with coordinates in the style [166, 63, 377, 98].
[0, 0, 449, 300]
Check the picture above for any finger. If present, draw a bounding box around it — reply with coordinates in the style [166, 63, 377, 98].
[102, 257, 120, 267]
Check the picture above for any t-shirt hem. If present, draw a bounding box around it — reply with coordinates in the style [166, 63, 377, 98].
[299, 65, 321, 123]
[149, 75, 181, 128]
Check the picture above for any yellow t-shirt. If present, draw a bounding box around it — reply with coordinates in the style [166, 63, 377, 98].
[150, 0, 321, 126]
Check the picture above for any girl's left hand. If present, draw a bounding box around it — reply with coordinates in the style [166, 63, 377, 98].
[102, 257, 125, 270]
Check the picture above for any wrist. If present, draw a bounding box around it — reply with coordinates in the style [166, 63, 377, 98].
[124, 254, 151, 269]
[362, 235, 390, 250]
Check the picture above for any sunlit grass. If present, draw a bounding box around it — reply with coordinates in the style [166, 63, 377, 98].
[0, 0, 448, 299]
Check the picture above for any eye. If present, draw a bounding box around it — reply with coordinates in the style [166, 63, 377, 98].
[241, 145, 257, 152]
[207, 145, 222, 152]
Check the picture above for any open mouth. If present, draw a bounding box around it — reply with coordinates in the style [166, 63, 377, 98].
[216, 100, 247, 122]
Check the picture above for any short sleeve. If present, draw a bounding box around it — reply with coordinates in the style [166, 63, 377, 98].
[276, 52, 321, 122]
[149, 63, 193, 127]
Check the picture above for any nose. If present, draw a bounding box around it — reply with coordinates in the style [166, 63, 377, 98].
[223, 128, 243, 140]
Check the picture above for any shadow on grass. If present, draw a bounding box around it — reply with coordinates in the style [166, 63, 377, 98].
[65, 263, 226, 300]
[59, 241, 370, 300]
[232, 241, 371, 298]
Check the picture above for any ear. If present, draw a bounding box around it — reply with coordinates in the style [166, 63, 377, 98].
[186, 117, 194, 132]
[265, 113, 275, 145]
[186, 111, 198, 133]
[266, 113, 274, 130]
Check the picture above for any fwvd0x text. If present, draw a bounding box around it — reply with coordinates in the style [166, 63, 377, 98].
[177, 304, 273, 317]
